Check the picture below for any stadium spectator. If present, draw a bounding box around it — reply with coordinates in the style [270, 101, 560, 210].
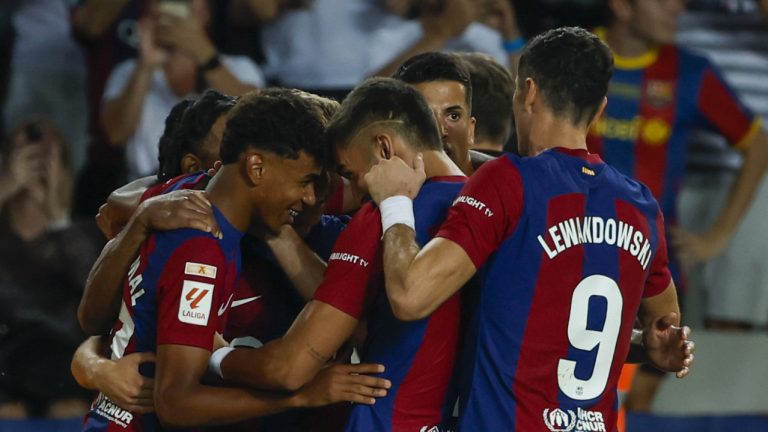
[592, 0, 768, 412]
[4, 0, 89, 174]
[101, 0, 264, 180]
[367, 0, 517, 77]
[362, 27, 692, 431]
[0, 118, 103, 419]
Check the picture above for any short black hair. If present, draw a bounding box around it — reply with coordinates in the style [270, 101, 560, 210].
[457, 52, 514, 145]
[158, 90, 236, 181]
[393, 52, 473, 110]
[517, 26, 613, 125]
[326, 77, 442, 151]
[219, 88, 326, 167]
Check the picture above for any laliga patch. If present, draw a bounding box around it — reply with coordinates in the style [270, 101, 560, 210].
[184, 262, 217, 279]
[179, 280, 214, 326]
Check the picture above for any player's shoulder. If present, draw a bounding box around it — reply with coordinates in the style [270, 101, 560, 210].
[604, 165, 661, 213]
[144, 172, 211, 201]
[154, 228, 227, 261]
[662, 44, 712, 73]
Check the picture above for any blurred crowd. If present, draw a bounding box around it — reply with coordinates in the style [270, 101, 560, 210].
[0, 0, 766, 421]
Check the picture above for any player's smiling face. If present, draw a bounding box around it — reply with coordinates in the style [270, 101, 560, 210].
[335, 136, 379, 198]
[254, 150, 321, 233]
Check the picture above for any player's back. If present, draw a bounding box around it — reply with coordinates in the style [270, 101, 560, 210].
[314, 176, 465, 431]
[455, 149, 668, 431]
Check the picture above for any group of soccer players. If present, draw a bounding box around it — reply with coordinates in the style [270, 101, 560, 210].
[72, 27, 694, 432]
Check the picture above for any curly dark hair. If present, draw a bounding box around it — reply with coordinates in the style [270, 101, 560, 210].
[219, 88, 327, 168]
[157, 90, 236, 181]
[393, 51, 473, 110]
[517, 27, 613, 125]
[325, 77, 442, 152]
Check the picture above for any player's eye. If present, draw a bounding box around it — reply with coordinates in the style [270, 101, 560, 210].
[447, 112, 461, 121]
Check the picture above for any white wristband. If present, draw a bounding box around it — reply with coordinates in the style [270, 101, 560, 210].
[209, 346, 235, 379]
[380, 195, 415, 234]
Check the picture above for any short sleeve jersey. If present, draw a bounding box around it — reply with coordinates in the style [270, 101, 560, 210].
[82, 175, 244, 432]
[437, 149, 671, 432]
[587, 37, 761, 223]
[313, 177, 466, 432]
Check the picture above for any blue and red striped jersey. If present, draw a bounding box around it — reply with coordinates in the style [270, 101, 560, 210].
[314, 176, 466, 432]
[437, 149, 671, 432]
[587, 38, 760, 223]
[82, 174, 243, 432]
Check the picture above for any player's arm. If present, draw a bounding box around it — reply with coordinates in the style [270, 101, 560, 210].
[78, 190, 219, 335]
[156, 343, 389, 427]
[220, 300, 372, 390]
[71, 336, 156, 413]
[382, 228, 476, 320]
[222, 213, 389, 391]
[637, 281, 694, 378]
[97, 176, 156, 239]
[675, 127, 768, 263]
[265, 225, 327, 301]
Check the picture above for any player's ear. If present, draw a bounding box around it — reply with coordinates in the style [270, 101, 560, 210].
[587, 97, 609, 130]
[375, 133, 394, 160]
[524, 78, 537, 113]
[180, 153, 202, 174]
[244, 151, 265, 185]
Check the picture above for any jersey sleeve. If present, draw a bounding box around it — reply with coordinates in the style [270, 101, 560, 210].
[313, 205, 382, 320]
[437, 157, 524, 269]
[155, 236, 229, 351]
[695, 61, 761, 150]
[643, 209, 672, 298]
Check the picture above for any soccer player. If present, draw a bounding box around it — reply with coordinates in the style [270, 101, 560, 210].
[79, 89, 350, 431]
[213, 77, 467, 431]
[393, 52, 485, 175]
[593, 0, 768, 411]
[456, 52, 516, 156]
[363, 27, 692, 431]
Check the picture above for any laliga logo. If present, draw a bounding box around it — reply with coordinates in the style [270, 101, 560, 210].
[543, 408, 577, 432]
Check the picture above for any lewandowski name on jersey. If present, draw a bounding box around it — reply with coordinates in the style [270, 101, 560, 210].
[536, 216, 652, 269]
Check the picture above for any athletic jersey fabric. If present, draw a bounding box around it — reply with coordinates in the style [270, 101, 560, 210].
[314, 176, 466, 432]
[437, 149, 671, 432]
[82, 176, 243, 432]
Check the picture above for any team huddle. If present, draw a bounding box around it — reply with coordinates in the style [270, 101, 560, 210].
[72, 28, 694, 432]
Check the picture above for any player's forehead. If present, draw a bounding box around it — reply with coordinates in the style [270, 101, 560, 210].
[412, 80, 469, 111]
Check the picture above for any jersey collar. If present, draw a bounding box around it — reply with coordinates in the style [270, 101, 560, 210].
[594, 27, 660, 70]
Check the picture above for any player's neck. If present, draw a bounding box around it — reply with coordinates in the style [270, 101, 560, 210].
[205, 165, 252, 232]
[423, 149, 466, 179]
[528, 114, 588, 156]
[605, 25, 654, 58]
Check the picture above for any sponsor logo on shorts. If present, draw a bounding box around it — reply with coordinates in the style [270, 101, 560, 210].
[543, 407, 607, 432]
[185, 262, 217, 279]
[93, 393, 134, 427]
[179, 280, 214, 326]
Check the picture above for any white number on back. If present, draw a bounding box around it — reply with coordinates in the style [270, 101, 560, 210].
[557, 275, 623, 401]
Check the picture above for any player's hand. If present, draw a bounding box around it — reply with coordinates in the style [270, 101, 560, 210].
[294, 363, 391, 407]
[138, 18, 167, 68]
[135, 189, 222, 238]
[93, 352, 156, 413]
[644, 313, 695, 379]
[478, 0, 520, 40]
[421, 0, 475, 41]
[154, 11, 216, 65]
[671, 226, 727, 265]
[206, 160, 223, 178]
[364, 154, 426, 204]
